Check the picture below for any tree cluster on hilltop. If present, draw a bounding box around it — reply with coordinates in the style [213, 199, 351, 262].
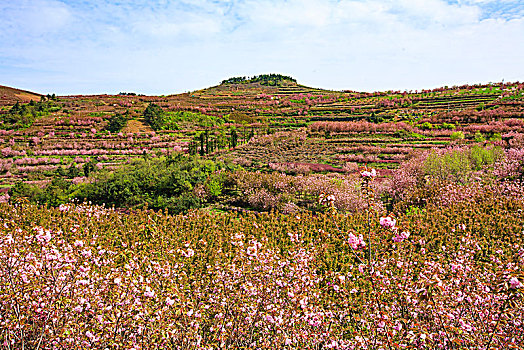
[221, 73, 297, 86]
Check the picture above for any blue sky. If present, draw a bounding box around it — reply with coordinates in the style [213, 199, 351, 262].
[1, 0, 523, 95]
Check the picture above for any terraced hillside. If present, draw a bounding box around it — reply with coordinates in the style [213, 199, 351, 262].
[0, 77, 523, 189]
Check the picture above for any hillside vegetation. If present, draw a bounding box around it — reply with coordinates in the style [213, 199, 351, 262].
[0, 76, 523, 348]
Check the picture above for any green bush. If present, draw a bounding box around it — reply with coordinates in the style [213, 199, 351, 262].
[489, 133, 502, 141]
[106, 112, 129, 132]
[474, 131, 485, 143]
[78, 155, 225, 213]
[469, 145, 503, 171]
[418, 122, 433, 130]
[441, 122, 456, 130]
[8, 155, 229, 214]
[10, 181, 43, 201]
[423, 149, 472, 183]
[395, 130, 426, 140]
[163, 111, 224, 129]
[422, 145, 502, 183]
[1, 100, 59, 130]
[450, 131, 465, 140]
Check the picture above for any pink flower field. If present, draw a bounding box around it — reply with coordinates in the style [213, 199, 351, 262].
[1, 171, 522, 348]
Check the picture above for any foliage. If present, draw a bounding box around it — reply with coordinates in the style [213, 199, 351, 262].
[8, 155, 225, 213]
[143, 103, 165, 131]
[78, 155, 223, 213]
[1, 100, 60, 129]
[390, 145, 505, 207]
[226, 111, 259, 124]
[221, 73, 297, 86]
[0, 180, 522, 348]
[450, 131, 465, 140]
[474, 131, 486, 142]
[163, 110, 225, 129]
[105, 111, 129, 132]
[441, 122, 456, 130]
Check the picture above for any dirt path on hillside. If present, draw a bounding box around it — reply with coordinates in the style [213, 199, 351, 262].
[123, 118, 154, 133]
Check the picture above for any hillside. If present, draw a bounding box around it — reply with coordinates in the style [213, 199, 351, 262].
[1, 77, 524, 349]
[0, 85, 42, 106]
[0, 76, 523, 204]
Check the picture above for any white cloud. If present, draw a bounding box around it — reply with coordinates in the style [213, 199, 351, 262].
[0, 0, 523, 94]
[0, 0, 71, 40]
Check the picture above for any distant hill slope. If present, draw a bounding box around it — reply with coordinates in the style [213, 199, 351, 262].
[0, 85, 42, 106]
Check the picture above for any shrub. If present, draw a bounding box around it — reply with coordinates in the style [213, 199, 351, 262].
[105, 112, 128, 132]
[391, 145, 505, 206]
[450, 131, 465, 140]
[1, 184, 522, 348]
[418, 121, 433, 130]
[423, 148, 472, 183]
[474, 131, 486, 142]
[1, 100, 59, 129]
[489, 132, 502, 141]
[79, 156, 223, 213]
[469, 145, 503, 171]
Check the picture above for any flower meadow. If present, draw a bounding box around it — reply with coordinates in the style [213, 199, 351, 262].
[1, 171, 523, 349]
[1, 79, 524, 348]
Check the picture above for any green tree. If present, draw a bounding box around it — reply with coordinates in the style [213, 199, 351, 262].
[106, 111, 129, 132]
[230, 128, 238, 148]
[143, 103, 165, 130]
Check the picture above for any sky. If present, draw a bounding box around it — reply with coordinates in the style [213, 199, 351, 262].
[1, 0, 523, 95]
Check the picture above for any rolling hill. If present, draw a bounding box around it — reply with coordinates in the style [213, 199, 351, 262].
[0, 85, 42, 106]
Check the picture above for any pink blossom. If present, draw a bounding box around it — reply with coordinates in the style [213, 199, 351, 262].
[0, 194, 9, 203]
[509, 277, 522, 289]
[86, 330, 99, 342]
[347, 233, 366, 249]
[380, 216, 396, 229]
[360, 168, 377, 178]
[179, 248, 195, 258]
[73, 305, 83, 313]
[393, 231, 410, 243]
[34, 226, 52, 243]
[59, 204, 71, 212]
[247, 240, 262, 257]
[144, 287, 155, 298]
[246, 246, 258, 257]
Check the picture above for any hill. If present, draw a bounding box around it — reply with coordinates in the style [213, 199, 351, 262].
[0, 76, 523, 199]
[0, 85, 42, 106]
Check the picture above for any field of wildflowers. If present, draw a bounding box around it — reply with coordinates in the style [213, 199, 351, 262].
[1, 167, 523, 348]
